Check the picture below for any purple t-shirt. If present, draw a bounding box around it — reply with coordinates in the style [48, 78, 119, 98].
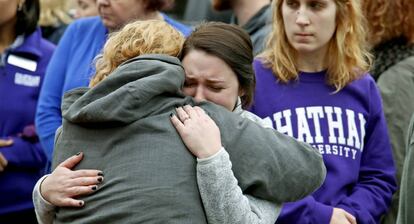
[251, 59, 396, 224]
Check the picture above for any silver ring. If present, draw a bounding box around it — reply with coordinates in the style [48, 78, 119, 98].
[182, 116, 190, 122]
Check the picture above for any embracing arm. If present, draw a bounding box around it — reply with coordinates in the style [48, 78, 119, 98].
[171, 106, 280, 223]
[197, 148, 280, 224]
[32, 153, 103, 223]
[33, 175, 55, 224]
[198, 102, 326, 203]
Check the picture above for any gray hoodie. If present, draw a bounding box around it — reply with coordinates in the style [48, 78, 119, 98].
[52, 54, 325, 224]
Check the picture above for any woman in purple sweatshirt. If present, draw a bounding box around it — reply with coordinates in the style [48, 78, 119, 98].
[0, 0, 55, 223]
[250, 0, 397, 223]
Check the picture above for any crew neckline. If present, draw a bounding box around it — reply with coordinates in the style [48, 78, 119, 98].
[298, 70, 327, 82]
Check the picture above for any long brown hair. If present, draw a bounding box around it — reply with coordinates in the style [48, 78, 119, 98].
[261, 0, 372, 91]
[180, 22, 255, 109]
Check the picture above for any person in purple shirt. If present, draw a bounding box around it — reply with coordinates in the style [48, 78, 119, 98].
[35, 0, 192, 164]
[0, 0, 55, 223]
[250, 0, 397, 223]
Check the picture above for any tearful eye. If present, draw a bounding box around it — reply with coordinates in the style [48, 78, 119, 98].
[208, 86, 224, 92]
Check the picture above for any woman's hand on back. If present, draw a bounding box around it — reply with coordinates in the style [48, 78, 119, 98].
[170, 105, 222, 159]
[40, 152, 104, 207]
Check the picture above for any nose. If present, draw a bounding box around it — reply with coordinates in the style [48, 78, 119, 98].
[296, 8, 310, 26]
[193, 87, 206, 103]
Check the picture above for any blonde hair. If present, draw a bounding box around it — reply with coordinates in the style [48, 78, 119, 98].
[363, 0, 414, 46]
[39, 0, 72, 26]
[89, 20, 185, 87]
[261, 0, 372, 91]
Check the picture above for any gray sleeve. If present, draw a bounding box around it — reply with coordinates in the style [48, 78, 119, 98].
[197, 148, 280, 224]
[202, 101, 326, 203]
[32, 175, 56, 224]
[397, 114, 414, 224]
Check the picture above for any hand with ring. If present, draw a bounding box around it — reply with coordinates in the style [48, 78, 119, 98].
[170, 105, 222, 159]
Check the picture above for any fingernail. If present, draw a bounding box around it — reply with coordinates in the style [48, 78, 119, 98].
[76, 152, 82, 156]
[79, 201, 84, 206]
[92, 186, 97, 191]
[97, 172, 104, 176]
[97, 177, 103, 182]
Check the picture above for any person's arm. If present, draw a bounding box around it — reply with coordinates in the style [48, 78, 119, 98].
[205, 104, 326, 203]
[170, 105, 283, 223]
[335, 87, 397, 223]
[33, 175, 55, 224]
[276, 197, 357, 224]
[172, 104, 326, 204]
[377, 60, 414, 223]
[397, 114, 414, 224]
[0, 137, 47, 169]
[197, 148, 280, 224]
[32, 153, 103, 223]
[36, 22, 77, 161]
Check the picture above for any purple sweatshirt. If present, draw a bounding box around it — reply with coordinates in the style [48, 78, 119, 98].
[251, 59, 396, 224]
[0, 28, 54, 214]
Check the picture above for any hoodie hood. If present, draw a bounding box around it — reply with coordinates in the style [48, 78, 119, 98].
[61, 54, 185, 125]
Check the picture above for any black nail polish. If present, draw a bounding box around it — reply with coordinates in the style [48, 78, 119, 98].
[97, 172, 104, 176]
[97, 177, 103, 182]
[169, 113, 173, 117]
[79, 201, 84, 206]
[76, 152, 82, 156]
[92, 186, 97, 191]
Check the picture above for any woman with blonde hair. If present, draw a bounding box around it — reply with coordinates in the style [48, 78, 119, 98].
[35, 0, 192, 167]
[362, 0, 414, 223]
[39, 0, 72, 44]
[251, 0, 397, 223]
[32, 20, 325, 223]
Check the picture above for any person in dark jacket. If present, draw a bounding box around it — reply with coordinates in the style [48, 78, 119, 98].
[362, 0, 414, 223]
[397, 114, 414, 224]
[0, 0, 55, 223]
